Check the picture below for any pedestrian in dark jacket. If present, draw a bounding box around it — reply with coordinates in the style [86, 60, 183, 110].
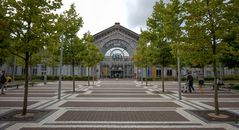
[187, 71, 194, 93]
[0, 71, 7, 94]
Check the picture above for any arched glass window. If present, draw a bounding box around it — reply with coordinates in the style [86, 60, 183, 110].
[105, 47, 129, 57]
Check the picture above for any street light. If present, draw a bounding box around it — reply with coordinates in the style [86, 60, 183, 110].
[145, 42, 151, 86]
[177, 50, 182, 100]
[43, 46, 47, 85]
[58, 34, 65, 100]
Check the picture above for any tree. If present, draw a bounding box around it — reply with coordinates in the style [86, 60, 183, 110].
[60, 4, 83, 92]
[5, 0, 62, 115]
[151, 44, 173, 92]
[146, 0, 179, 92]
[82, 33, 104, 86]
[0, 0, 10, 47]
[0, 0, 11, 68]
[220, 0, 239, 69]
[133, 31, 151, 86]
[184, 0, 232, 115]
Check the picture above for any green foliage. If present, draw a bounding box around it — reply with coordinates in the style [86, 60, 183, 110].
[144, 0, 182, 90]
[82, 32, 104, 68]
[182, 0, 239, 115]
[220, 0, 239, 68]
[44, 42, 60, 67]
[81, 32, 103, 85]
[63, 36, 85, 65]
[183, 0, 237, 65]
[0, 1, 10, 48]
[6, 0, 62, 58]
[4, 0, 63, 115]
[133, 31, 151, 68]
[0, 1, 12, 64]
[146, 0, 182, 67]
[60, 3, 84, 65]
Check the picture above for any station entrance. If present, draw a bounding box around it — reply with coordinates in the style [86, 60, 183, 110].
[93, 23, 138, 79]
[111, 71, 123, 78]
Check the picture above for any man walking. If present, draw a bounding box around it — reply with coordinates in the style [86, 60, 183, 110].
[0, 71, 7, 94]
[187, 71, 194, 93]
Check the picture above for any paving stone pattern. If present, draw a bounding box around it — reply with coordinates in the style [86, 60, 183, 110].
[0, 80, 238, 130]
[20, 128, 227, 130]
[60, 102, 180, 107]
[0, 101, 38, 107]
[56, 111, 188, 121]
[202, 102, 239, 108]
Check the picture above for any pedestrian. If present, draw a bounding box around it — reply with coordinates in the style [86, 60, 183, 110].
[0, 71, 7, 94]
[198, 72, 204, 93]
[187, 71, 194, 93]
[5, 76, 12, 90]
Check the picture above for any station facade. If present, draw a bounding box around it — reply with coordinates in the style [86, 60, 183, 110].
[93, 22, 138, 78]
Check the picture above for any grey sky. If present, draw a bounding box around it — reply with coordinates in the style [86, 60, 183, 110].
[126, 0, 158, 32]
[60, 0, 168, 37]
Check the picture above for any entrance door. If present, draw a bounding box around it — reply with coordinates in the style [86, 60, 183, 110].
[111, 71, 123, 78]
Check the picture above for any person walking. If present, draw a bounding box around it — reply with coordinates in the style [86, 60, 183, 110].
[5, 75, 12, 90]
[0, 71, 7, 94]
[187, 71, 194, 93]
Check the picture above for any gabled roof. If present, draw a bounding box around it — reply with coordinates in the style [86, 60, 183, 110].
[93, 22, 139, 41]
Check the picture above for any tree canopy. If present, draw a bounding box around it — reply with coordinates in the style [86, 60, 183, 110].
[2, 0, 63, 115]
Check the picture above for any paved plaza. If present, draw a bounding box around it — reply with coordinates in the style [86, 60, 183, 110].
[0, 80, 239, 130]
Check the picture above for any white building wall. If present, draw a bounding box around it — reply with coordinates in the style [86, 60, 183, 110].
[1, 63, 238, 79]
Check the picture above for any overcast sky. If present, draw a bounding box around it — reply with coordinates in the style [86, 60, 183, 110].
[59, 0, 164, 37]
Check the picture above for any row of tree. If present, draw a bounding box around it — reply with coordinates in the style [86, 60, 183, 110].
[133, 0, 239, 115]
[0, 0, 103, 115]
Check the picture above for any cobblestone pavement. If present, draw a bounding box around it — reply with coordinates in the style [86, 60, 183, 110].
[0, 80, 239, 130]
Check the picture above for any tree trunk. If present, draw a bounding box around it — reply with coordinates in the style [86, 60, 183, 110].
[145, 66, 148, 86]
[212, 30, 219, 115]
[22, 52, 29, 115]
[93, 67, 95, 85]
[141, 68, 143, 84]
[44, 65, 47, 85]
[162, 65, 164, 92]
[206, 0, 219, 115]
[213, 57, 219, 115]
[72, 61, 75, 92]
[88, 67, 90, 86]
[12, 56, 16, 82]
[29, 62, 32, 82]
[177, 56, 182, 100]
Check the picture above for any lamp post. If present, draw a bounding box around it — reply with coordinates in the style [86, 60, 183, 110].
[43, 46, 47, 85]
[177, 51, 182, 100]
[143, 42, 151, 86]
[58, 34, 64, 99]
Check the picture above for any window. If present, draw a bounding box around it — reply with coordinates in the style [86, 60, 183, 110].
[156, 69, 161, 77]
[167, 69, 172, 76]
[32, 67, 37, 75]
